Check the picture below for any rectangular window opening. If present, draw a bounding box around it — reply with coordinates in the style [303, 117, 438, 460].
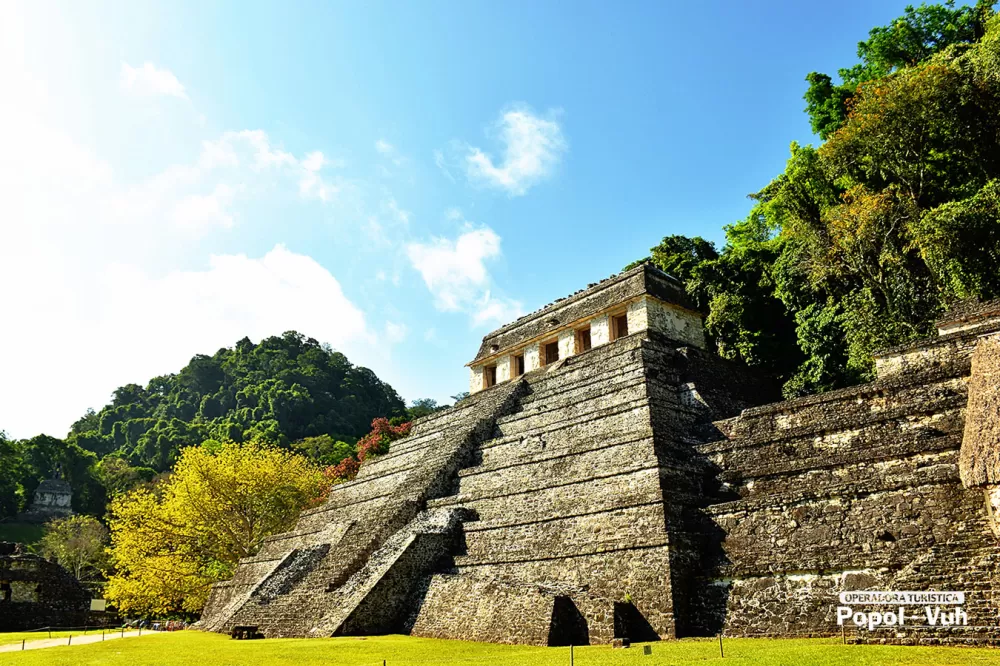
[484, 364, 497, 388]
[543, 341, 560, 365]
[513, 354, 525, 377]
[611, 314, 629, 341]
[576, 327, 592, 353]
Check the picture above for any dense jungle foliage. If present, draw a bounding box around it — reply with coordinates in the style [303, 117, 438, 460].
[631, 1, 1000, 398]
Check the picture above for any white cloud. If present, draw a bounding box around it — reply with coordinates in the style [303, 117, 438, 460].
[301, 150, 326, 172]
[120, 61, 188, 100]
[407, 228, 500, 310]
[102, 245, 372, 365]
[171, 183, 241, 230]
[384, 321, 408, 345]
[0, 61, 394, 437]
[406, 225, 522, 326]
[472, 291, 523, 327]
[453, 105, 567, 196]
[375, 139, 394, 154]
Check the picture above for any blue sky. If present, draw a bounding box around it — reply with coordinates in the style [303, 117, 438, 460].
[1, 0, 921, 438]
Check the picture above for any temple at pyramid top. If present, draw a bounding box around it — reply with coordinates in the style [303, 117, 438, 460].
[467, 263, 705, 393]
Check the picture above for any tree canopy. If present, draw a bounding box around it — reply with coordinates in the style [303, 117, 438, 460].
[104, 441, 328, 615]
[634, 2, 1000, 399]
[804, 1, 993, 138]
[70, 331, 406, 471]
[38, 515, 109, 582]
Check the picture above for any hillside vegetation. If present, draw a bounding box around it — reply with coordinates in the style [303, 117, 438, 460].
[0, 332, 406, 519]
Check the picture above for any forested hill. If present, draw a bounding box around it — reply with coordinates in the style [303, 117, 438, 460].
[69, 331, 406, 471]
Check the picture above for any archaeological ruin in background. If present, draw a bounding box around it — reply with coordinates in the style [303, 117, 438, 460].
[199, 263, 1000, 645]
[0, 542, 91, 631]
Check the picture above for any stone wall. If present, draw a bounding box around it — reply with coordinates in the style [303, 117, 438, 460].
[0, 542, 90, 631]
[637, 296, 705, 350]
[960, 333, 1000, 487]
[591, 314, 610, 346]
[686, 318, 1000, 645]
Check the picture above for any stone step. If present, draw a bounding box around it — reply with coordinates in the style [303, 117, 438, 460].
[461, 431, 657, 480]
[457, 501, 668, 564]
[705, 428, 963, 485]
[727, 370, 968, 442]
[699, 391, 966, 455]
[484, 396, 654, 454]
[459, 475, 663, 531]
[496, 372, 650, 428]
[309, 508, 468, 636]
[705, 467, 959, 515]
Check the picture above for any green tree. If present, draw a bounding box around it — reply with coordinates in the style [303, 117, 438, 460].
[804, 1, 988, 139]
[38, 515, 109, 581]
[291, 434, 356, 466]
[95, 456, 157, 497]
[0, 431, 24, 518]
[407, 398, 444, 420]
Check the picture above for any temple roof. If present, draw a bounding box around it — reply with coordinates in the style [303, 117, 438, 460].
[469, 263, 694, 364]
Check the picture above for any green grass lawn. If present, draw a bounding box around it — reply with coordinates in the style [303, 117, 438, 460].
[0, 628, 111, 647]
[1, 631, 999, 665]
[0, 522, 44, 547]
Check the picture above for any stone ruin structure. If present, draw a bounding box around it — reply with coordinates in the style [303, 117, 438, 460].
[200, 263, 1000, 645]
[18, 477, 73, 523]
[0, 542, 90, 631]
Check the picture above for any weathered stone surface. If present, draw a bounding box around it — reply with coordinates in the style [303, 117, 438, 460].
[960, 333, 1000, 488]
[0, 542, 90, 631]
[201, 270, 1000, 647]
[687, 311, 1000, 645]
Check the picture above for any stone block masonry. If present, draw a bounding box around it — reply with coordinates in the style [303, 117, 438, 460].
[200, 268, 1000, 646]
[687, 304, 1000, 645]
[0, 542, 91, 631]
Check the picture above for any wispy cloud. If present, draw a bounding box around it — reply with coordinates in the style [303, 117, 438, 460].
[120, 62, 189, 100]
[441, 105, 567, 196]
[375, 138, 407, 167]
[384, 321, 408, 344]
[406, 219, 522, 326]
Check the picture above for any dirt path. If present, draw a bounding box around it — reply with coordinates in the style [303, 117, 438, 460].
[0, 630, 169, 652]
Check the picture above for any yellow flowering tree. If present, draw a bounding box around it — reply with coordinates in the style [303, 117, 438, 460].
[105, 441, 327, 615]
